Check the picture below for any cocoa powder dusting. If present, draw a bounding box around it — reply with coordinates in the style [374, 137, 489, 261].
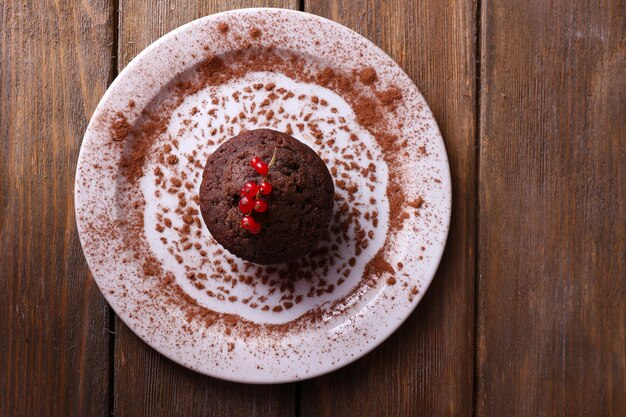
[110, 112, 132, 142]
[377, 87, 403, 107]
[364, 252, 395, 285]
[408, 197, 424, 209]
[105, 45, 418, 337]
[359, 67, 378, 85]
[119, 113, 169, 182]
[249, 27, 261, 39]
[142, 256, 161, 276]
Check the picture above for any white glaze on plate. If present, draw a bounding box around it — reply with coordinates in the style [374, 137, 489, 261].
[75, 8, 451, 383]
[143, 72, 389, 324]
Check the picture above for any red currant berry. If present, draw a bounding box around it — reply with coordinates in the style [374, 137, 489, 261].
[254, 199, 268, 213]
[259, 180, 272, 195]
[249, 222, 261, 234]
[240, 181, 258, 198]
[238, 196, 253, 214]
[254, 161, 269, 176]
[241, 215, 254, 230]
[250, 156, 262, 168]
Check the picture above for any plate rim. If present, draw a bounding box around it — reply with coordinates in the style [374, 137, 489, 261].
[75, 7, 452, 383]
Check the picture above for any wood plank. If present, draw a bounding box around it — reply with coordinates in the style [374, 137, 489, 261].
[0, 1, 114, 416]
[301, 1, 477, 416]
[114, 2, 298, 416]
[477, 1, 625, 415]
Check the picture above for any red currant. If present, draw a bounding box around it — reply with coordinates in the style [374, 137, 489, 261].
[238, 151, 277, 234]
[249, 222, 261, 234]
[254, 198, 268, 213]
[259, 180, 272, 195]
[240, 181, 258, 198]
[254, 161, 269, 176]
[238, 196, 253, 214]
[241, 215, 254, 230]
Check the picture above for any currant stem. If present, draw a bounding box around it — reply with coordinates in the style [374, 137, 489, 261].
[268, 147, 278, 169]
[256, 147, 277, 199]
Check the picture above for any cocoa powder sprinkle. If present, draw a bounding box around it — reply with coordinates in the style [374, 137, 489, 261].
[104, 46, 418, 336]
[110, 112, 132, 142]
[359, 67, 378, 85]
[249, 28, 261, 39]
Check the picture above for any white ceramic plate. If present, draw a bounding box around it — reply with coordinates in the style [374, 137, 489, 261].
[75, 8, 451, 383]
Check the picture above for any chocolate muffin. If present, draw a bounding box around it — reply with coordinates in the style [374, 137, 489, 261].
[199, 129, 335, 264]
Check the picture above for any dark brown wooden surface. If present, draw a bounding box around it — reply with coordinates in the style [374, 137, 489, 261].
[0, 1, 114, 417]
[300, 1, 477, 416]
[476, 1, 626, 416]
[1, 0, 624, 416]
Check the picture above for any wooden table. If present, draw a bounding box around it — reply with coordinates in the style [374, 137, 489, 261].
[1, 1, 624, 416]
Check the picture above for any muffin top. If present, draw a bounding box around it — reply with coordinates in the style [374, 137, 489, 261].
[199, 129, 335, 264]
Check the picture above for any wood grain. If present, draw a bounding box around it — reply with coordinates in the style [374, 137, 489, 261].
[301, 1, 477, 416]
[0, 1, 114, 416]
[4, 0, 623, 414]
[114, 1, 298, 416]
[477, 0, 626, 416]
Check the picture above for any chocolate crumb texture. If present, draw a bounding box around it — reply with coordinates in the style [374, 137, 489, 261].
[199, 129, 335, 265]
